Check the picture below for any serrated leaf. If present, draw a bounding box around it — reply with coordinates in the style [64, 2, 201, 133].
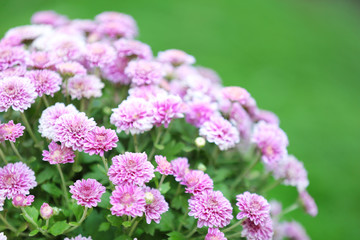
[160, 182, 171, 194]
[167, 231, 186, 240]
[41, 183, 63, 197]
[122, 221, 131, 228]
[29, 229, 39, 237]
[49, 221, 70, 236]
[22, 207, 39, 225]
[98, 222, 110, 232]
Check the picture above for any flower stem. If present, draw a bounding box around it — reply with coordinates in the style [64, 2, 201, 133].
[278, 202, 299, 219]
[133, 134, 139, 152]
[56, 164, 69, 207]
[185, 226, 198, 238]
[80, 98, 86, 112]
[231, 152, 260, 191]
[177, 209, 189, 231]
[223, 218, 246, 233]
[20, 112, 41, 148]
[42, 95, 50, 108]
[101, 156, 109, 173]
[21, 208, 51, 238]
[128, 218, 140, 237]
[9, 142, 25, 162]
[0, 213, 17, 233]
[226, 231, 242, 239]
[64, 207, 88, 234]
[0, 147, 8, 164]
[260, 178, 283, 194]
[158, 175, 166, 190]
[148, 127, 163, 161]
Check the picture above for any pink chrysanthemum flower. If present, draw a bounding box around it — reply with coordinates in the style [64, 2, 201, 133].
[188, 190, 233, 228]
[0, 46, 27, 71]
[42, 141, 75, 164]
[222, 87, 251, 104]
[38, 103, 79, 139]
[197, 66, 222, 84]
[241, 217, 273, 240]
[252, 121, 289, 165]
[82, 126, 118, 157]
[181, 170, 214, 195]
[114, 39, 152, 60]
[125, 60, 164, 86]
[65, 75, 104, 100]
[269, 200, 282, 217]
[110, 184, 145, 217]
[55, 61, 87, 77]
[25, 70, 62, 97]
[50, 36, 85, 62]
[128, 85, 167, 101]
[101, 56, 130, 84]
[0, 121, 25, 142]
[0, 162, 37, 199]
[108, 152, 154, 186]
[230, 102, 253, 140]
[28, 51, 59, 69]
[31, 11, 68, 26]
[205, 228, 227, 240]
[277, 221, 309, 240]
[155, 155, 173, 175]
[152, 94, 184, 128]
[84, 42, 116, 68]
[272, 155, 309, 192]
[171, 157, 190, 182]
[157, 49, 195, 66]
[199, 116, 240, 151]
[64, 234, 92, 240]
[110, 97, 154, 134]
[95, 12, 138, 39]
[236, 191, 271, 226]
[254, 110, 280, 125]
[40, 203, 54, 219]
[185, 100, 217, 128]
[5, 25, 52, 44]
[299, 191, 318, 217]
[143, 187, 169, 224]
[69, 178, 106, 208]
[54, 112, 96, 151]
[0, 190, 6, 211]
[0, 77, 37, 112]
[0, 65, 26, 79]
[12, 194, 34, 207]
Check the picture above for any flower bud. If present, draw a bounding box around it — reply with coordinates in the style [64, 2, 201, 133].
[40, 203, 54, 219]
[144, 192, 154, 204]
[52, 207, 61, 215]
[195, 137, 206, 148]
[197, 163, 207, 172]
[12, 194, 34, 207]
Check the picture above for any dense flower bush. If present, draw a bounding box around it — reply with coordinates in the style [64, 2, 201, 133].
[0, 10, 318, 240]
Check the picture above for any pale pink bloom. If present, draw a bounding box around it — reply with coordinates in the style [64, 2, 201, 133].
[269, 200, 282, 217]
[143, 187, 169, 224]
[28, 51, 59, 69]
[185, 100, 217, 128]
[82, 126, 118, 157]
[25, 70, 62, 97]
[110, 184, 145, 217]
[128, 85, 167, 101]
[241, 217, 273, 240]
[0, 232, 6, 240]
[110, 97, 154, 134]
[84, 42, 116, 68]
[4, 25, 52, 44]
[64, 234, 92, 240]
[49, 36, 85, 61]
[56, 61, 87, 76]
[230, 102, 253, 140]
[152, 94, 184, 128]
[54, 112, 96, 151]
[0, 190, 6, 211]
[95, 12, 138, 39]
[42, 141, 75, 164]
[65, 75, 104, 100]
[276, 221, 309, 240]
[40, 203, 53, 219]
[12, 194, 34, 207]
[125, 60, 164, 86]
[38, 103, 79, 140]
[171, 157, 190, 182]
[188, 190, 233, 228]
[254, 110, 280, 125]
[114, 39, 152, 60]
[157, 49, 195, 66]
[0, 121, 25, 142]
[69, 178, 106, 208]
[181, 170, 213, 195]
[0, 65, 26, 79]
[0, 162, 37, 199]
[155, 155, 173, 175]
[108, 152, 154, 186]
[0, 77, 37, 112]
[222, 86, 251, 104]
[0, 46, 27, 71]
[299, 191, 318, 217]
[31, 11, 68, 26]
[236, 192, 271, 226]
[0, 35, 22, 47]
[101, 56, 130, 84]
[200, 116, 240, 151]
[205, 228, 227, 240]
[197, 66, 222, 85]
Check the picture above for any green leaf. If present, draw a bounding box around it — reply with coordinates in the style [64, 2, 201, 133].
[160, 182, 171, 194]
[114, 235, 131, 240]
[98, 222, 110, 232]
[49, 221, 70, 236]
[69, 222, 80, 227]
[22, 207, 39, 225]
[17, 222, 28, 233]
[106, 214, 123, 227]
[98, 191, 111, 209]
[142, 221, 156, 236]
[158, 211, 174, 232]
[71, 203, 83, 222]
[37, 167, 57, 184]
[72, 164, 83, 172]
[116, 142, 125, 154]
[29, 229, 39, 237]
[155, 143, 165, 150]
[41, 183, 63, 197]
[167, 231, 187, 240]
[122, 221, 131, 228]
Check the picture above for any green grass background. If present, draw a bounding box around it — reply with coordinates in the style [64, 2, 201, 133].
[1, 0, 360, 238]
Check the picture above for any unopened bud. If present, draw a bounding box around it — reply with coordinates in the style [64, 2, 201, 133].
[40, 203, 54, 219]
[195, 137, 206, 148]
[197, 163, 207, 172]
[52, 207, 61, 215]
[12, 194, 34, 207]
[145, 192, 154, 204]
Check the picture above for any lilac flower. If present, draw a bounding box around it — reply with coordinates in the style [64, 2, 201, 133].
[241, 217, 273, 240]
[0, 121, 25, 142]
[181, 170, 213, 195]
[110, 184, 145, 217]
[0, 190, 5, 211]
[31, 11, 68, 26]
[222, 86, 250, 104]
[0, 65, 26, 79]
[254, 110, 280, 125]
[69, 179, 106, 208]
[108, 152, 154, 186]
[4, 25, 52, 44]
[82, 126, 118, 157]
[171, 157, 190, 182]
[205, 228, 227, 240]
[101, 56, 130, 84]
[276, 221, 310, 240]
[200, 116, 240, 151]
[42, 141, 75, 164]
[65, 74, 104, 100]
[50, 36, 85, 62]
[64, 234, 92, 240]
[95, 12, 138, 39]
[236, 192, 271, 226]
[128, 85, 167, 101]
[55, 61, 87, 76]
[114, 39, 152, 60]
[0, 162, 37, 199]
[0, 77, 37, 112]
[299, 191, 318, 217]
[155, 155, 173, 175]
[25, 70, 62, 97]
[152, 94, 184, 127]
[185, 100, 216, 128]
[0, 233, 6, 240]
[230, 102, 253, 140]
[0, 46, 27, 71]
[125, 60, 164, 86]
[188, 190, 233, 228]
[40, 203, 53, 219]
[12, 194, 34, 207]
[157, 49, 195, 66]
[197, 66, 221, 84]
[143, 187, 169, 224]
[84, 42, 116, 68]
[110, 97, 154, 134]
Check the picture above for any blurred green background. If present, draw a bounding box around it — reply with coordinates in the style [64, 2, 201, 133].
[1, 0, 360, 238]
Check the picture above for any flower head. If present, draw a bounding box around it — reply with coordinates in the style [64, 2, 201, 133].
[64, 234, 92, 240]
[110, 184, 145, 217]
[185, 100, 216, 128]
[42, 141, 75, 164]
[114, 39, 152, 60]
[40, 203, 54, 219]
[125, 60, 164, 86]
[171, 157, 190, 182]
[0, 121, 25, 142]
[108, 152, 154, 186]
[188, 190, 233, 228]
[28, 51, 59, 69]
[69, 178, 106, 208]
[0, 77, 37, 112]
[0, 162, 37, 199]
[152, 94, 184, 128]
[82, 126, 118, 156]
[12, 194, 34, 207]
[0, 232, 6, 240]
[55, 61, 87, 77]
[0, 190, 6, 211]
[236, 192, 271, 226]
[157, 49, 195, 66]
[25, 70, 62, 97]
[143, 187, 169, 224]
[65, 75, 104, 100]
[181, 170, 214, 195]
[205, 228, 227, 240]
[31, 11, 68, 26]
[0, 46, 27, 71]
[299, 191, 318, 217]
[101, 56, 130, 84]
[241, 217, 273, 240]
[222, 87, 250, 104]
[84, 42, 116, 68]
[277, 221, 309, 240]
[155, 155, 173, 175]
[95, 12, 138, 39]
